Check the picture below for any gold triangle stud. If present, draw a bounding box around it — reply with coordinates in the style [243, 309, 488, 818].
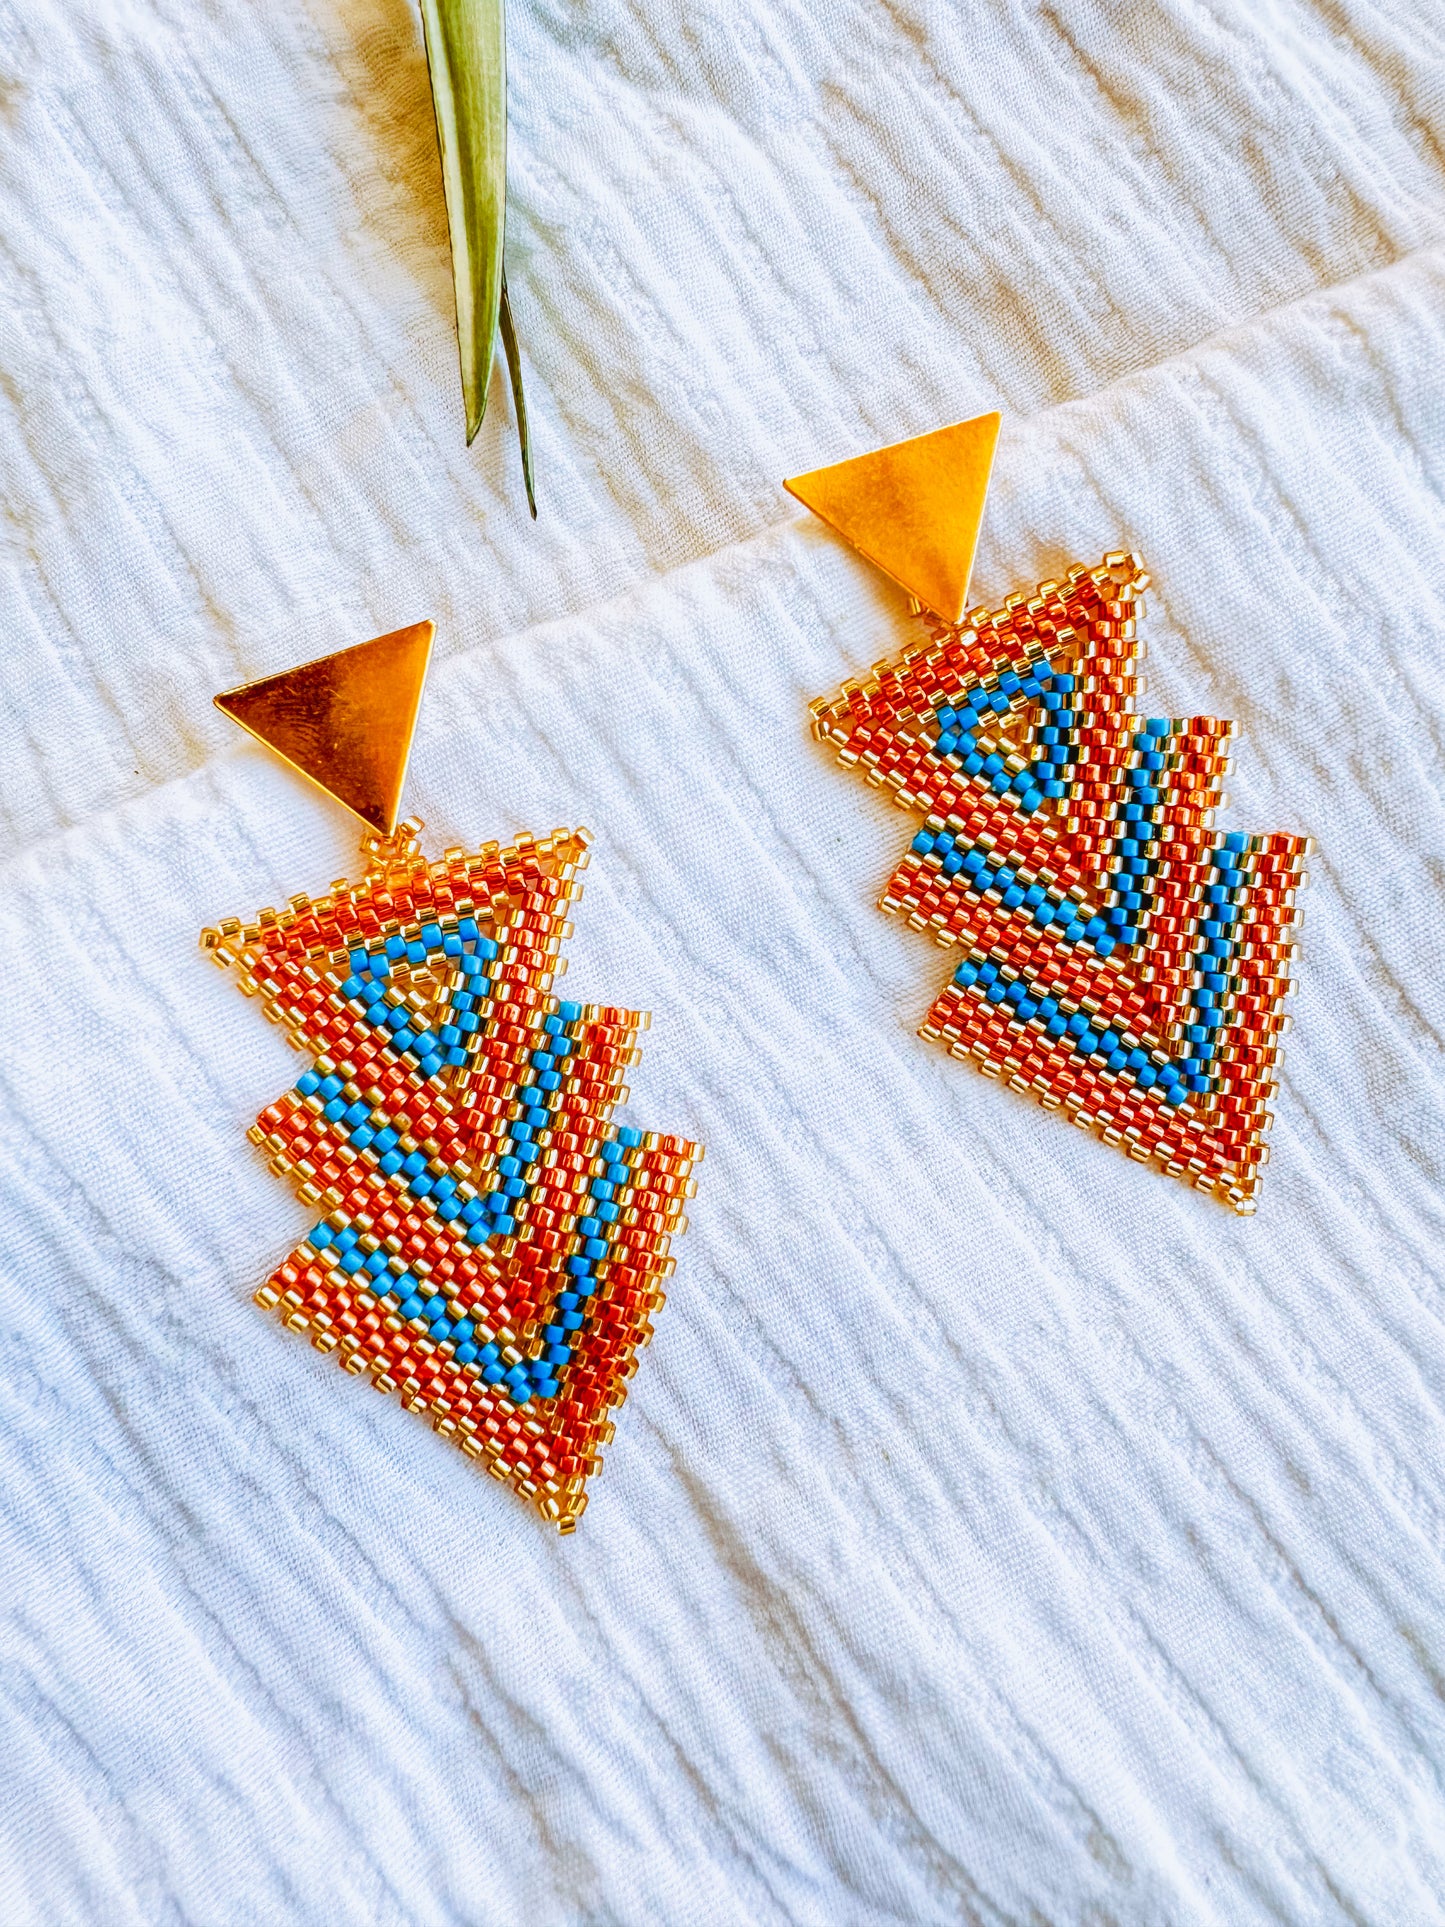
[783, 411, 1001, 624]
[215, 621, 435, 837]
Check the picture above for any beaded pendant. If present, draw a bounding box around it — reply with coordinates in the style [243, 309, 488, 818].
[203, 626, 700, 1528]
[790, 421, 1308, 1212]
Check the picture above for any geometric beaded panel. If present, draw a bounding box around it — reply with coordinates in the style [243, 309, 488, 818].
[811, 555, 1309, 1213]
[201, 823, 701, 1530]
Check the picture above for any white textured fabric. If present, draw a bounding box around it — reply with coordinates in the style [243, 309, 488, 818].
[2, 0, 1445, 1919]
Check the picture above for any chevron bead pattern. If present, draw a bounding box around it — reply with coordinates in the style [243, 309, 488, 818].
[812, 555, 1308, 1212]
[202, 824, 700, 1528]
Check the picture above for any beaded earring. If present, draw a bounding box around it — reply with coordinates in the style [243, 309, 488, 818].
[203, 624, 701, 1528]
[788, 418, 1308, 1213]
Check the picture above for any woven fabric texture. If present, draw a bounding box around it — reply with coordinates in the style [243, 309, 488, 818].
[2, 1, 1444, 1921]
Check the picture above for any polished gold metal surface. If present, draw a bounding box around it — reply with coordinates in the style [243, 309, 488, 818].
[783, 411, 1001, 623]
[214, 622, 434, 836]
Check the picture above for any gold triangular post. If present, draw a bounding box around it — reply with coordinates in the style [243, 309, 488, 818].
[215, 622, 435, 837]
[784, 412, 1001, 624]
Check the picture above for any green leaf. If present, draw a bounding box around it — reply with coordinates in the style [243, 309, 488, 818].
[499, 274, 536, 518]
[419, 0, 507, 448]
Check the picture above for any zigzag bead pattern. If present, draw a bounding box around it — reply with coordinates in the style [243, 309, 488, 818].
[202, 823, 701, 1530]
[811, 555, 1309, 1213]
